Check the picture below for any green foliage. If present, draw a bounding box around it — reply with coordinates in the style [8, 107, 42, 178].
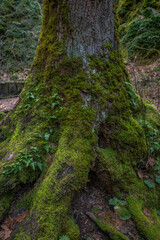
[114, 205, 131, 221]
[27, 92, 35, 99]
[109, 197, 131, 221]
[121, 8, 160, 60]
[144, 180, 155, 188]
[139, 120, 160, 156]
[155, 175, 160, 183]
[2, 146, 42, 175]
[120, 210, 131, 221]
[44, 133, 50, 141]
[109, 197, 126, 206]
[157, 210, 160, 216]
[0, 0, 42, 72]
[125, 81, 136, 106]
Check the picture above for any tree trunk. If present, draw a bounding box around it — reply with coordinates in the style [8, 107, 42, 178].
[1, 0, 160, 239]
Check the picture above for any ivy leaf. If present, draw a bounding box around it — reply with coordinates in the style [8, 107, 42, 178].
[36, 162, 43, 171]
[50, 115, 57, 119]
[157, 210, 160, 216]
[51, 102, 56, 109]
[27, 92, 35, 99]
[25, 104, 31, 108]
[52, 93, 58, 98]
[124, 82, 132, 87]
[120, 210, 131, 221]
[153, 166, 160, 171]
[44, 145, 51, 153]
[155, 175, 160, 183]
[31, 162, 36, 171]
[30, 146, 38, 152]
[44, 133, 50, 141]
[144, 180, 155, 188]
[149, 174, 154, 179]
[109, 197, 126, 206]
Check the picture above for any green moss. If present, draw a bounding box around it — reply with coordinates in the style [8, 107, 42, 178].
[16, 192, 33, 211]
[0, 112, 7, 121]
[97, 148, 158, 208]
[91, 215, 129, 240]
[100, 117, 147, 166]
[144, 103, 160, 128]
[64, 217, 80, 240]
[127, 197, 160, 240]
[0, 194, 14, 220]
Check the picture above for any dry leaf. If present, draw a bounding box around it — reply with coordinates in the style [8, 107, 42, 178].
[3, 229, 12, 240]
[146, 157, 155, 168]
[14, 211, 28, 223]
[137, 170, 144, 179]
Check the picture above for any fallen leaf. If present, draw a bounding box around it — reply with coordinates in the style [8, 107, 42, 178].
[146, 158, 155, 168]
[137, 170, 144, 179]
[14, 211, 28, 223]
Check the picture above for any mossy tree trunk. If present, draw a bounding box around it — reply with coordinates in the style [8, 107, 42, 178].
[1, 0, 160, 239]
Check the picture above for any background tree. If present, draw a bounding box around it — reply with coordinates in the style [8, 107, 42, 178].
[1, 0, 160, 239]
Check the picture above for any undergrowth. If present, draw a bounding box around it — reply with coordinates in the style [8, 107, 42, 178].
[0, 0, 42, 72]
[121, 8, 160, 60]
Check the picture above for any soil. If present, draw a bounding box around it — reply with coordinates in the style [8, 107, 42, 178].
[0, 184, 33, 240]
[71, 175, 141, 240]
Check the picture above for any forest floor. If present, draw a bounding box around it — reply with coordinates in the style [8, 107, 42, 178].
[127, 59, 160, 110]
[71, 179, 140, 240]
[0, 178, 141, 240]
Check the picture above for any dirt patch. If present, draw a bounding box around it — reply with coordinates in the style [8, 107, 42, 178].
[0, 98, 19, 112]
[71, 178, 140, 240]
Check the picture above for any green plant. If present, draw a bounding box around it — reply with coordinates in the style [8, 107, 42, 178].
[44, 133, 50, 141]
[114, 205, 131, 221]
[2, 146, 42, 176]
[125, 82, 136, 106]
[144, 179, 155, 188]
[27, 92, 35, 99]
[157, 210, 160, 216]
[49, 93, 64, 119]
[109, 197, 126, 206]
[139, 120, 160, 156]
[155, 174, 160, 183]
[109, 197, 131, 221]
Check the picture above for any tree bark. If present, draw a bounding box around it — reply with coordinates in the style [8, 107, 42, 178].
[0, 0, 160, 239]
